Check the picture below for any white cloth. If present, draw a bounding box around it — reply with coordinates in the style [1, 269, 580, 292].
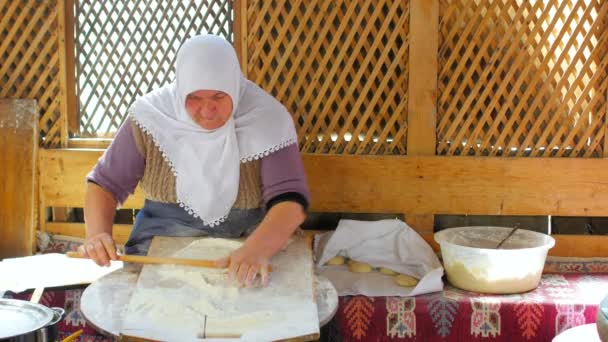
[0, 254, 123, 292]
[130, 35, 297, 226]
[314, 219, 444, 296]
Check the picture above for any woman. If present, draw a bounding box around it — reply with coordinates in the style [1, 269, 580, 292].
[79, 34, 309, 288]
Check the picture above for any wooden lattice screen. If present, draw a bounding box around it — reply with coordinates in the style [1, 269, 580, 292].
[244, 0, 410, 154]
[0, 0, 66, 148]
[75, 0, 233, 137]
[3, 1, 606, 156]
[438, 0, 608, 157]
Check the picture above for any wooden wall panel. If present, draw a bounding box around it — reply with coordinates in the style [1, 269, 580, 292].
[38, 149, 608, 257]
[245, 0, 410, 154]
[0, 0, 65, 148]
[437, 0, 607, 157]
[405, 0, 439, 233]
[0, 100, 38, 258]
[40, 149, 608, 217]
[19, 1, 608, 260]
[304, 154, 608, 217]
[39, 149, 145, 209]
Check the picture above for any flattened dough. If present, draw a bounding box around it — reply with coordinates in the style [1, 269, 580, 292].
[348, 260, 373, 273]
[394, 274, 418, 287]
[326, 255, 346, 265]
[379, 267, 397, 275]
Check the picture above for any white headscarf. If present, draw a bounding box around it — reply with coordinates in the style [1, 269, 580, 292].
[130, 34, 297, 226]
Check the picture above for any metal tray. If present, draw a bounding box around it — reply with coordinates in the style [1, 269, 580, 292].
[0, 298, 54, 339]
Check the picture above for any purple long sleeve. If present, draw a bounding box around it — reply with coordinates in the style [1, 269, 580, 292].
[87, 122, 309, 208]
[261, 143, 310, 207]
[86, 120, 145, 204]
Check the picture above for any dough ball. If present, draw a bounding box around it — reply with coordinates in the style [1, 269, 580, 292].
[394, 274, 419, 287]
[379, 267, 397, 275]
[326, 256, 345, 265]
[348, 260, 373, 273]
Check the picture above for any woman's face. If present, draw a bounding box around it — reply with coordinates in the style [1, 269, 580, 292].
[185, 89, 233, 130]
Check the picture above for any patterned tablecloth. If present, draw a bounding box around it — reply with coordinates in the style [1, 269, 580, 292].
[322, 258, 608, 342]
[4, 237, 608, 342]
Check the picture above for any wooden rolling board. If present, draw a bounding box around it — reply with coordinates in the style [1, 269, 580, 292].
[120, 236, 319, 341]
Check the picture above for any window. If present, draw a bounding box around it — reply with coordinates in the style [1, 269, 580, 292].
[74, 0, 233, 137]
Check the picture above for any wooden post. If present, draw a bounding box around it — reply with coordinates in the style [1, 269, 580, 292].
[233, 0, 248, 75]
[52, 0, 77, 243]
[38, 166, 47, 235]
[604, 87, 608, 157]
[405, 214, 435, 233]
[64, 0, 78, 137]
[57, 0, 77, 146]
[0, 100, 39, 257]
[405, 0, 439, 234]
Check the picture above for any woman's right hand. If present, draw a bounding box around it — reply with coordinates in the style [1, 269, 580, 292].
[77, 232, 118, 267]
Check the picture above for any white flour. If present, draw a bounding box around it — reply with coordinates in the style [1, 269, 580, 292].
[122, 237, 317, 341]
[123, 238, 274, 338]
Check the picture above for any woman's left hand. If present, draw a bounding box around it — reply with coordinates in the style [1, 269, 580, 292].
[215, 244, 271, 288]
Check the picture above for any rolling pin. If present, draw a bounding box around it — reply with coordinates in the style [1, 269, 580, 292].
[66, 251, 273, 271]
[66, 251, 222, 269]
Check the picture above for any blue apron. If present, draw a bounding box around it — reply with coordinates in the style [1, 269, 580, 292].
[125, 199, 264, 255]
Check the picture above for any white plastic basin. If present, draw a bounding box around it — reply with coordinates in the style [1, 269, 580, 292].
[434, 226, 555, 294]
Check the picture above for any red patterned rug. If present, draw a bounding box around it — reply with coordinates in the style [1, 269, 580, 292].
[327, 272, 608, 342]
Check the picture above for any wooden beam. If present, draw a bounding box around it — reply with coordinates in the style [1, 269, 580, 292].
[61, 0, 78, 136]
[604, 88, 608, 157]
[45, 222, 132, 245]
[406, 0, 439, 233]
[68, 138, 112, 149]
[40, 149, 608, 217]
[39, 149, 145, 208]
[303, 154, 608, 216]
[407, 0, 438, 155]
[549, 235, 608, 257]
[233, 0, 248, 75]
[33, 149, 40, 252]
[405, 215, 435, 233]
[56, 0, 72, 146]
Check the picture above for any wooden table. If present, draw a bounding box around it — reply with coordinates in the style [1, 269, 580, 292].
[80, 264, 338, 338]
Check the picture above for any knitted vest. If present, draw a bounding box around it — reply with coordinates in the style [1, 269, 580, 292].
[129, 118, 263, 210]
